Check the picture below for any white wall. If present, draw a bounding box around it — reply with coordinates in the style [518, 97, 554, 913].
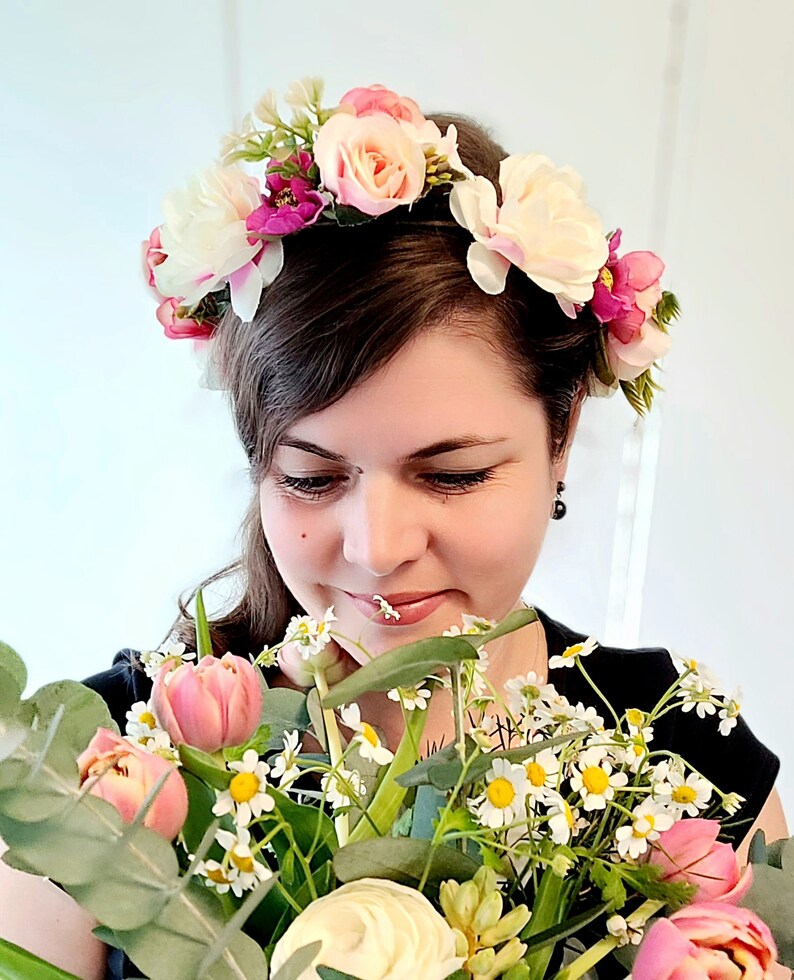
[1, 0, 790, 811]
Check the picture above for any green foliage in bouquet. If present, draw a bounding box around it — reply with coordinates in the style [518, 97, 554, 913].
[744, 830, 794, 967]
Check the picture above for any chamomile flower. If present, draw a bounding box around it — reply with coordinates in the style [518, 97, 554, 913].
[212, 826, 272, 897]
[387, 684, 431, 711]
[614, 800, 675, 860]
[139, 638, 195, 679]
[654, 769, 712, 816]
[340, 703, 394, 765]
[606, 914, 644, 947]
[213, 749, 274, 825]
[722, 791, 746, 816]
[140, 729, 180, 765]
[718, 688, 742, 736]
[547, 636, 598, 670]
[504, 672, 557, 718]
[523, 748, 561, 800]
[125, 700, 163, 742]
[285, 606, 337, 658]
[569, 747, 629, 811]
[544, 793, 586, 845]
[471, 758, 529, 829]
[270, 730, 302, 787]
[321, 767, 365, 809]
[372, 595, 401, 620]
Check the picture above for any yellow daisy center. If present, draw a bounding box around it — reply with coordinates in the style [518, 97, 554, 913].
[206, 866, 230, 885]
[564, 802, 574, 828]
[599, 266, 614, 290]
[487, 777, 516, 809]
[672, 785, 698, 805]
[526, 762, 547, 787]
[361, 722, 379, 748]
[582, 766, 609, 795]
[231, 850, 255, 874]
[230, 772, 260, 803]
[562, 643, 583, 660]
[626, 709, 644, 727]
[632, 744, 644, 758]
[633, 815, 655, 838]
[139, 711, 157, 729]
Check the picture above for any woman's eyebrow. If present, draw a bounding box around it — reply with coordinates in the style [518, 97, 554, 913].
[277, 435, 508, 464]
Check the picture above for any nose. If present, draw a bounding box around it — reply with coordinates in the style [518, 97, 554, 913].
[341, 475, 429, 577]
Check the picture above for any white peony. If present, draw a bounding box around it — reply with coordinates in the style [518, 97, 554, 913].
[269, 877, 465, 980]
[155, 165, 283, 321]
[449, 153, 608, 313]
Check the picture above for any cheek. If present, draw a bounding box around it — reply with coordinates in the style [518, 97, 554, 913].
[259, 490, 337, 576]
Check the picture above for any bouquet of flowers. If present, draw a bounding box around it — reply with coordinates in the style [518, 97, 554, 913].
[0, 597, 791, 979]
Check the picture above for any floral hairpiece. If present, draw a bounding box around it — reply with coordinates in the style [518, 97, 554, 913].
[143, 78, 680, 414]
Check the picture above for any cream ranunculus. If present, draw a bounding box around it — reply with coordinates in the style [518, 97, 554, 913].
[155, 165, 283, 321]
[449, 153, 608, 313]
[607, 318, 671, 381]
[269, 878, 466, 980]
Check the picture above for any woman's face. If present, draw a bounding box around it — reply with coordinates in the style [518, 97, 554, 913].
[259, 327, 571, 663]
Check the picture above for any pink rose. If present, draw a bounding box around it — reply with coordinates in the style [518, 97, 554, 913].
[155, 297, 214, 340]
[77, 728, 188, 840]
[314, 111, 426, 217]
[649, 818, 753, 904]
[634, 903, 777, 980]
[340, 84, 426, 126]
[152, 653, 263, 753]
[607, 317, 671, 381]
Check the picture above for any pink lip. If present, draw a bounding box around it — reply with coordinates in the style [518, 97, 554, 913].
[344, 590, 449, 626]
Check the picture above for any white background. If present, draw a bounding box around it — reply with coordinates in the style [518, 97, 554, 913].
[2, 1, 791, 812]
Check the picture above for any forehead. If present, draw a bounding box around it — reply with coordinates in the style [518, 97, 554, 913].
[278, 329, 547, 460]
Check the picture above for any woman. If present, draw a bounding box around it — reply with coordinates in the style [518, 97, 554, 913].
[1, 84, 788, 978]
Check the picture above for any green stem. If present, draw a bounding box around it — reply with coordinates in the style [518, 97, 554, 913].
[313, 668, 349, 846]
[450, 664, 467, 761]
[552, 899, 664, 980]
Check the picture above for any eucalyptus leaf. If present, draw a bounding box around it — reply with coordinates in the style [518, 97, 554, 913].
[317, 968, 363, 980]
[333, 837, 479, 894]
[271, 942, 322, 980]
[25, 680, 117, 751]
[742, 864, 794, 968]
[0, 641, 27, 703]
[260, 688, 310, 749]
[322, 636, 477, 708]
[0, 938, 81, 979]
[409, 785, 446, 841]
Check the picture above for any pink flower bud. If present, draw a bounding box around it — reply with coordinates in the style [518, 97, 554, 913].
[77, 728, 188, 840]
[277, 640, 348, 688]
[649, 818, 753, 903]
[152, 653, 263, 753]
[634, 903, 777, 980]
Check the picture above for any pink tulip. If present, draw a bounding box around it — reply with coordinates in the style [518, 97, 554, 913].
[152, 653, 263, 753]
[339, 84, 426, 126]
[77, 728, 188, 840]
[634, 903, 777, 979]
[649, 818, 753, 904]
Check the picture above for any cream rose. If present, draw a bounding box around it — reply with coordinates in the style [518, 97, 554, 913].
[269, 877, 465, 980]
[449, 153, 608, 311]
[313, 111, 426, 217]
[154, 165, 267, 317]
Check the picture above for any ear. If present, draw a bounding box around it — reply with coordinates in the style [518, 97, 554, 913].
[552, 393, 584, 485]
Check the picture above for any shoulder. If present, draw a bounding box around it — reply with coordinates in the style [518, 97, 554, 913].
[82, 649, 153, 732]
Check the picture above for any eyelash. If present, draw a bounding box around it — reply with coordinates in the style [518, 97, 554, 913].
[275, 469, 496, 500]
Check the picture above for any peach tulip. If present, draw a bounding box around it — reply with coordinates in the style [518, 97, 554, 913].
[152, 652, 263, 753]
[77, 728, 188, 840]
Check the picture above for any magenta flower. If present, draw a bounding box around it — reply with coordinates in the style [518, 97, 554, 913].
[590, 228, 665, 344]
[246, 151, 326, 237]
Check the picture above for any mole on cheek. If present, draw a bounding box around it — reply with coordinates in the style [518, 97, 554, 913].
[301, 532, 307, 539]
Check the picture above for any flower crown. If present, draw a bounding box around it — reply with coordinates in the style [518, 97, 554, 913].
[143, 79, 680, 415]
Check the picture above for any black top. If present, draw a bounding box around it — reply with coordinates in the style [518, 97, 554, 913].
[81, 607, 780, 980]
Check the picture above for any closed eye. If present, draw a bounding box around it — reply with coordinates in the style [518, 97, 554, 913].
[274, 469, 496, 500]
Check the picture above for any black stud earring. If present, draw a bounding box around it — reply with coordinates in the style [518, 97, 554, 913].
[551, 480, 567, 520]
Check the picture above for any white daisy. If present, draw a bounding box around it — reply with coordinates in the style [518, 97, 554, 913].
[270, 730, 302, 787]
[504, 672, 558, 718]
[614, 800, 676, 860]
[321, 767, 365, 809]
[655, 770, 712, 817]
[140, 729, 180, 765]
[139, 638, 196, 679]
[285, 606, 337, 659]
[387, 684, 431, 711]
[125, 700, 163, 741]
[372, 595, 401, 620]
[718, 689, 742, 737]
[340, 703, 394, 766]
[523, 748, 560, 800]
[569, 747, 629, 811]
[544, 792, 587, 845]
[548, 636, 598, 670]
[213, 749, 274, 825]
[471, 758, 529, 829]
[213, 826, 272, 897]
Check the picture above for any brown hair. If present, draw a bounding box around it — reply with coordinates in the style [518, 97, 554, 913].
[167, 114, 600, 657]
